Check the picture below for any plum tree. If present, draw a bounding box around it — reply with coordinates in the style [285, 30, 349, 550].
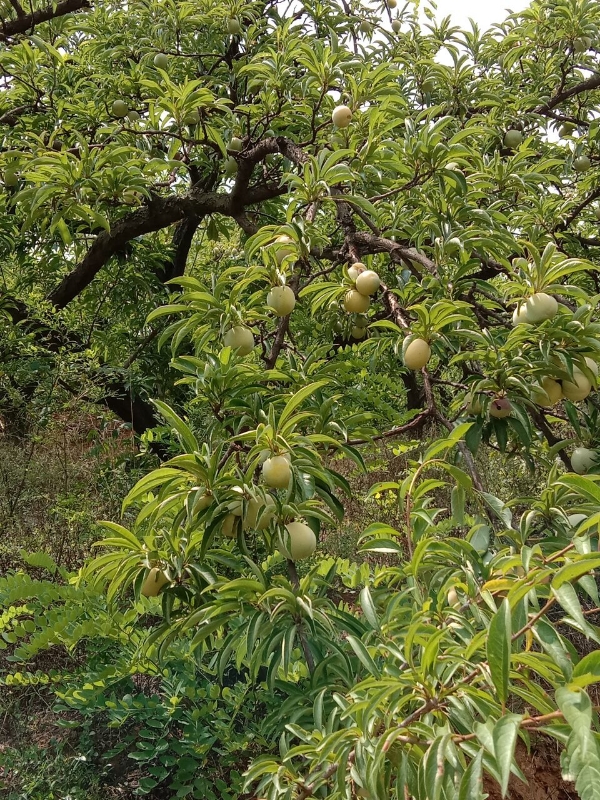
[4, 0, 600, 796]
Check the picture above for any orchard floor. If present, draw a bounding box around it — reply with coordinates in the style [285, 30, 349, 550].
[484, 739, 576, 800]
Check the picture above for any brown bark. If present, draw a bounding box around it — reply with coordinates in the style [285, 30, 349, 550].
[0, 0, 90, 39]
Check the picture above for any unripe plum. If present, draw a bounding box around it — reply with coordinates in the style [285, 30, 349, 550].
[262, 455, 292, 489]
[285, 521, 317, 560]
[403, 338, 431, 370]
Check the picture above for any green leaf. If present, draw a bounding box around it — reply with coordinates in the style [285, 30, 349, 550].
[424, 422, 473, 460]
[487, 598, 511, 706]
[152, 400, 199, 452]
[458, 750, 484, 800]
[346, 635, 380, 677]
[480, 492, 513, 528]
[277, 380, 329, 431]
[557, 475, 600, 505]
[552, 554, 600, 589]
[572, 651, 600, 688]
[492, 714, 522, 797]
[424, 735, 449, 800]
[360, 586, 379, 630]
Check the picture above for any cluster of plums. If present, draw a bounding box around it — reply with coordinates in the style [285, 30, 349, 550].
[141, 451, 317, 597]
[343, 262, 380, 339]
[468, 289, 600, 472]
[512, 291, 597, 404]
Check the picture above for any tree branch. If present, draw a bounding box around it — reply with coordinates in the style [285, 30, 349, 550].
[555, 186, 600, 232]
[535, 74, 600, 115]
[0, 0, 90, 39]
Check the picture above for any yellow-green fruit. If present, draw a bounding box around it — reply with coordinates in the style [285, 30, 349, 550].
[391, 19, 401, 33]
[285, 521, 317, 560]
[355, 270, 380, 296]
[272, 234, 295, 265]
[573, 155, 591, 173]
[343, 290, 370, 314]
[422, 76, 435, 92]
[3, 169, 18, 187]
[489, 397, 511, 418]
[571, 447, 597, 475]
[222, 513, 238, 538]
[153, 52, 169, 69]
[244, 498, 276, 530]
[347, 263, 364, 281]
[223, 326, 254, 355]
[447, 587, 459, 607]
[359, 20, 371, 33]
[228, 498, 244, 517]
[595, 205, 600, 221]
[351, 325, 366, 339]
[533, 377, 563, 407]
[388, 0, 397, 7]
[512, 303, 530, 325]
[123, 189, 141, 205]
[224, 156, 238, 176]
[559, 122, 576, 137]
[445, 237, 461, 255]
[227, 18, 241, 34]
[184, 110, 199, 125]
[573, 36, 592, 53]
[332, 105, 352, 128]
[525, 292, 558, 323]
[262, 455, 292, 489]
[255, 500, 276, 530]
[229, 136, 243, 152]
[562, 368, 592, 401]
[403, 338, 431, 370]
[465, 393, 483, 414]
[503, 129, 523, 148]
[111, 99, 129, 118]
[196, 492, 213, 511]
[141, 567, 169, 597]
[267, 285, 296, 316]
[127, 109, 141, 122]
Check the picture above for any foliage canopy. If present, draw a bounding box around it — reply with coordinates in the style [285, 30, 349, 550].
[3, 0, 600, 797]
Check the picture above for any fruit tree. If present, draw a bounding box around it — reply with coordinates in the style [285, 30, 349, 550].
[3, 0, 600, 797]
